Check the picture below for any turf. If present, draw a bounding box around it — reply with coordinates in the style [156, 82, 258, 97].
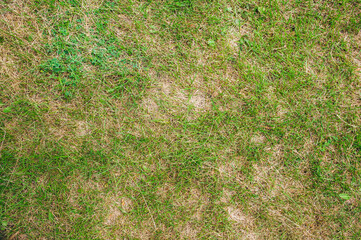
[0, 0, 361, 239]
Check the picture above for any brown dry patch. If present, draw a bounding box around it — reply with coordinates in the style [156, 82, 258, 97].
[126, 221, 155, 240]
[252, 163, 272, 186]
[225, 206, 259, 239]
[110, 14, 135, 38]
[354, 30, 361, 46]
[215, 152, 329, 238]
[249, 162, 330, 238]
[216, 151, 324, 237]
[226, 206, 252, 224]
[81, 13, 96, 37]
[104, 207, 121, 225]
[218, 161, 240, 179]
[227, 27, 240, 50]
[304, 57, 326, 78]
[141, 97, 162, 119]
[271, 144, 283, 160]
[271, 173, 305, 200]
[172, 75, 211, 113]
[356, 67, 361, 77]
[102, 219, 156, 240]
[117, 14, 134, 27]
[265, 86, 278, 102]
[0, 4, 43, 110]
[252, 159, 305, 199]
[141, 74, 211, 126]
[226, 26, 250, 51]
[75, 120, 91, 137]
[1, 1, 41, 39]
[174, 187, 208, 206]
[156, 183, 175, 199]
[189, 91, 211, 111]
[143, 75, 174, 101]
[220, 188, 235, 203]
[176, 223, 199, 239]
[214, 155, 247, 181]
[250, 134, 265, 144]
[141, 31, 176, 58]
[303, 138, 315, 154]
[0, 46, 20, 82]
[39, 96, 119, 151]
[97, 186, 162, 239]
[195, 50, 226, 72]
[0, 2, 42, 55]
[81, 0, 104, 10]
[159, 79, 173, 96]
[194, 48, 208, 67]
[103, 194, 133, 226]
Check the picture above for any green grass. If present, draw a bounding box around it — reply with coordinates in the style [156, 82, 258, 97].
[1, 0, 361, 239]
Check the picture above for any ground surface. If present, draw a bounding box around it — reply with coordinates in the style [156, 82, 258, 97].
[0, 0, 361, 239]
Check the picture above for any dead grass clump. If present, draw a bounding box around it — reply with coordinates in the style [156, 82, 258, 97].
[103, 195, 133, 226]
[176, 223, 199, 239]
[250, 134, 266, 144]
[0, 46, 20, 81]
[225, 206, 259, 239]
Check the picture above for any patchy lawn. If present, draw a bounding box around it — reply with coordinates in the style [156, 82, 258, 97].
[1, 0, 361, 239]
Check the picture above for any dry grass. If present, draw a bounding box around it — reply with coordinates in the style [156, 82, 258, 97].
[1, 0, 361, 239]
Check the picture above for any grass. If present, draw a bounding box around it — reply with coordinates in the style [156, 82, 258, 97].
[0, 0, 361, 239]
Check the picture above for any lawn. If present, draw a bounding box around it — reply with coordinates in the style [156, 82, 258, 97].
[0, 0, 361, 239]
